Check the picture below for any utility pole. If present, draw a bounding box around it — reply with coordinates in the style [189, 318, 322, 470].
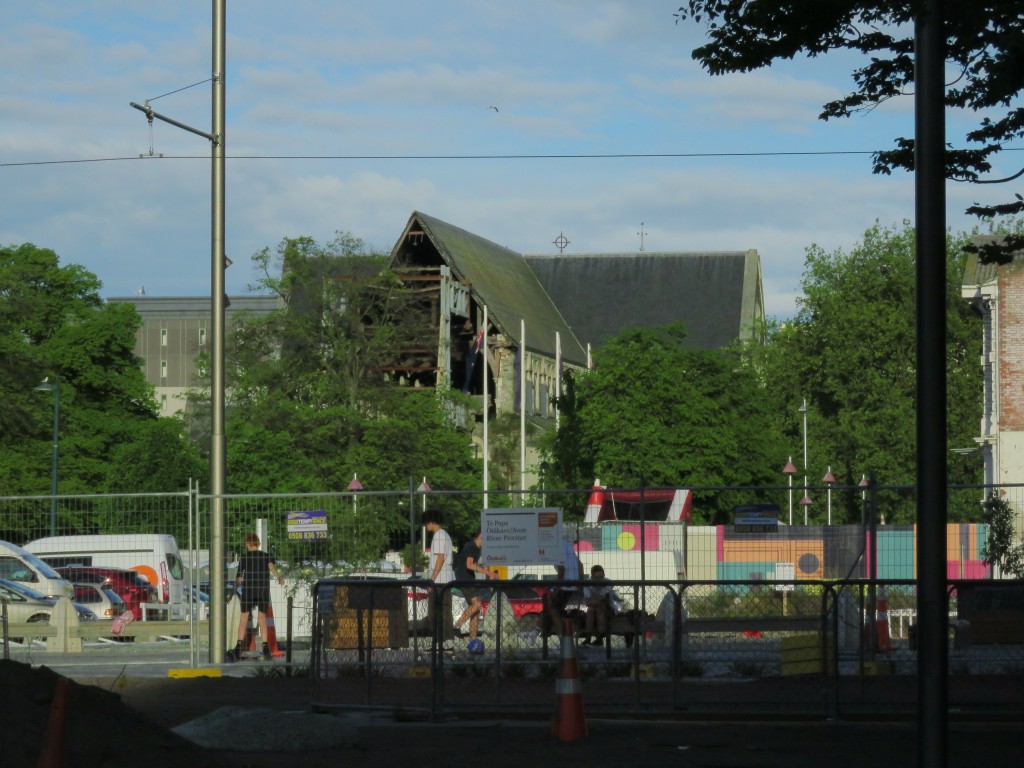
[128, 0, 228, 662]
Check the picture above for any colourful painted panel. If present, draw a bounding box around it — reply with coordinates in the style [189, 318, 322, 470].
[875, 528, 915, 580]
[718, 561, 777, 581]
[601, 523, 660, 551]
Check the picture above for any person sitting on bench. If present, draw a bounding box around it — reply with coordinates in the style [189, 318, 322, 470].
[582, 564, 621, 646]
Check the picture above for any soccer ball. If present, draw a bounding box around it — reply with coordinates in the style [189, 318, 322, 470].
[467, 638, 485, 655]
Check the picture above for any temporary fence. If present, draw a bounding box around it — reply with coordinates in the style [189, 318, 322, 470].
[1, 481, 1022, 719]
[308, 576, 1024, 719]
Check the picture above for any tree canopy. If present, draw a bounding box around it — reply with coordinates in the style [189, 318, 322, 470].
[0, 243, 204, 537]
[675, 1, 1024, 238]
[746, 220, 983, 522]
[544, 323, 786, 524]
[197, 233, 483, 550]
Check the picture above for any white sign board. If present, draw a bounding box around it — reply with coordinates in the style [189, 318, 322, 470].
[775, 562, 796, 591]
[480, 508, 563, 566]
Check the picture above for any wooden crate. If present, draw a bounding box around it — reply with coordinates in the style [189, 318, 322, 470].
[780, 633, 832, 676]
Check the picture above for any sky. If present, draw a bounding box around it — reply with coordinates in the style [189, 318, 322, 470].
[1, 1, 1016, 320]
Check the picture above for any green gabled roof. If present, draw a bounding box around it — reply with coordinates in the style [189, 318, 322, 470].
[405, 212, 587, 365]
[525, 251, 763, 350]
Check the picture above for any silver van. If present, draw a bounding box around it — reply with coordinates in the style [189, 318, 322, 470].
[0, 540, 74, 598]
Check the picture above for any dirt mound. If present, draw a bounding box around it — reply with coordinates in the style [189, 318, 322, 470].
[0, 660, 232, 768]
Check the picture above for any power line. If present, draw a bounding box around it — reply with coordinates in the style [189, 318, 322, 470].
[2, 146, 1020, 169]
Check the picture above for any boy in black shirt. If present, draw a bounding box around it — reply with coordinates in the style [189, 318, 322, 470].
[229, 533, 285, 660]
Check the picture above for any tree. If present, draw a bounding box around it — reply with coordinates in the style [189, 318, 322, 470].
[749, 221, 983, 523]
[980, 494, 1024, 578]
[0, 243, 205, 536]
[545, 323, 787, 524]
[675, 1, 1024, 245]
[202, 233, 482, 554]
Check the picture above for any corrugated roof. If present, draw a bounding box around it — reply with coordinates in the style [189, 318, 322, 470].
[962, 235, 1023, 287]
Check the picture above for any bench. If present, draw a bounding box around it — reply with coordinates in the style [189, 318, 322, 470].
[539, 607, 665, 659]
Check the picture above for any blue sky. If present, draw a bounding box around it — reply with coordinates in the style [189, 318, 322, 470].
[1, 2, 1013, 319]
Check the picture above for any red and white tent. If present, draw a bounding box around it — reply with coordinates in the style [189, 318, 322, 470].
[583, 480, 692, 524]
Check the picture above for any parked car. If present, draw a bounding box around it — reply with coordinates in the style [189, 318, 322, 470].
[72, 584, 128, 620]
[0, 578, 54, 626]
[56, 566, 158, 621]
[0, 578, 97, 643]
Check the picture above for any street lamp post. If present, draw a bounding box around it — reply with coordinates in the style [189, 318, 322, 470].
[782, 457, 797, 526]
[823, 468, 836, 525]
[34, 376, 60, 536]
[347, 473, 363, 515]
[798, 399, 812, 524]
[417, 478, 430, 554]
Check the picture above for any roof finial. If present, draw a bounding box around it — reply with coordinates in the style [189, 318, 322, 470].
[637, 222, 647, 252]
[553, 231, 570, 254]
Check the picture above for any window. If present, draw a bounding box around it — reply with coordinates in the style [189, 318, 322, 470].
[160, 360, 168, 379]
[199, 328, 207, 346]
[160, 328, 168, 346]
[160, 394, 168, 411]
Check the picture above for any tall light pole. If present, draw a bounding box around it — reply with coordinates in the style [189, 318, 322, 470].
[782, 457, 796, 526]
[799, 399, 812, 523]
[34, 376, 60, 536]
[823, 467, 836, 525]
[130, 0, 228, 662]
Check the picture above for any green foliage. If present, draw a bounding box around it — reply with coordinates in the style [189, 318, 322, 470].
[755, 221, 983, 523]
[544, 323, 785, 524]
[675, 1, 1024, 231]
[196, 233, 482, 550]
[0, 243, 204, 523]
[981, 495, 1024, 578]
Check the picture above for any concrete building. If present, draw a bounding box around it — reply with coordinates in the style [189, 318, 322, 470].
[106, 295, 279, 415]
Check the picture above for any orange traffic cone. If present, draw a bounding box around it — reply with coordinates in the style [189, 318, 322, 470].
[875, 586, 891, 652]
[264, 601, 285, 657]
[37, 677, 69, 768]
[551, 618, 587, 741]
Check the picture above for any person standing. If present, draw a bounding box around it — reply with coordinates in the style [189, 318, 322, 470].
[229, 533, 285, 660]
[545, 535, 582, 635]
[453, 532, 494, 641]
[423, 509, 455, 648]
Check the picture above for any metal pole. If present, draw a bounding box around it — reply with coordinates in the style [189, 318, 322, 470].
[49, 376, 60, 536]
[520, 319, 526, 504]
[482, 305, 489, 510]
[209, 0, 228, 664]
[915, 1, 948, 764]
[801, 399, 808, 525]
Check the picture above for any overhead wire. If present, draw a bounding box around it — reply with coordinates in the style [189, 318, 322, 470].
[0, 146, 1019, 169]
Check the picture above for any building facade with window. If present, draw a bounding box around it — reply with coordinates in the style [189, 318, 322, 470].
[106, 295, 279, 415]
[962, 238, 1024, 532]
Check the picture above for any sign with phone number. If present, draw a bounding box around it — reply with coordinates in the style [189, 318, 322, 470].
[287, 510, 328, 541]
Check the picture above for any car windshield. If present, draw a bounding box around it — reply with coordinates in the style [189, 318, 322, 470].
[15, 548, 65, 580]
[0, 579, 49, 601]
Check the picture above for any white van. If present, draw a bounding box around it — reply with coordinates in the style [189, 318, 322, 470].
[0, 540, 75, 598]
[25, 534, 187, 620]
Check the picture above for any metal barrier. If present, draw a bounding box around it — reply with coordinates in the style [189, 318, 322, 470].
[310, 577, 1024, 719]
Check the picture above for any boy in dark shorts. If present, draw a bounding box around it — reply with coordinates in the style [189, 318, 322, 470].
[229, 533, 285, 660]
[453, 532, 494, 642]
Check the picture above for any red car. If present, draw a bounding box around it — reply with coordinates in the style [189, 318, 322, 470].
[56, 566, 158, 620]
